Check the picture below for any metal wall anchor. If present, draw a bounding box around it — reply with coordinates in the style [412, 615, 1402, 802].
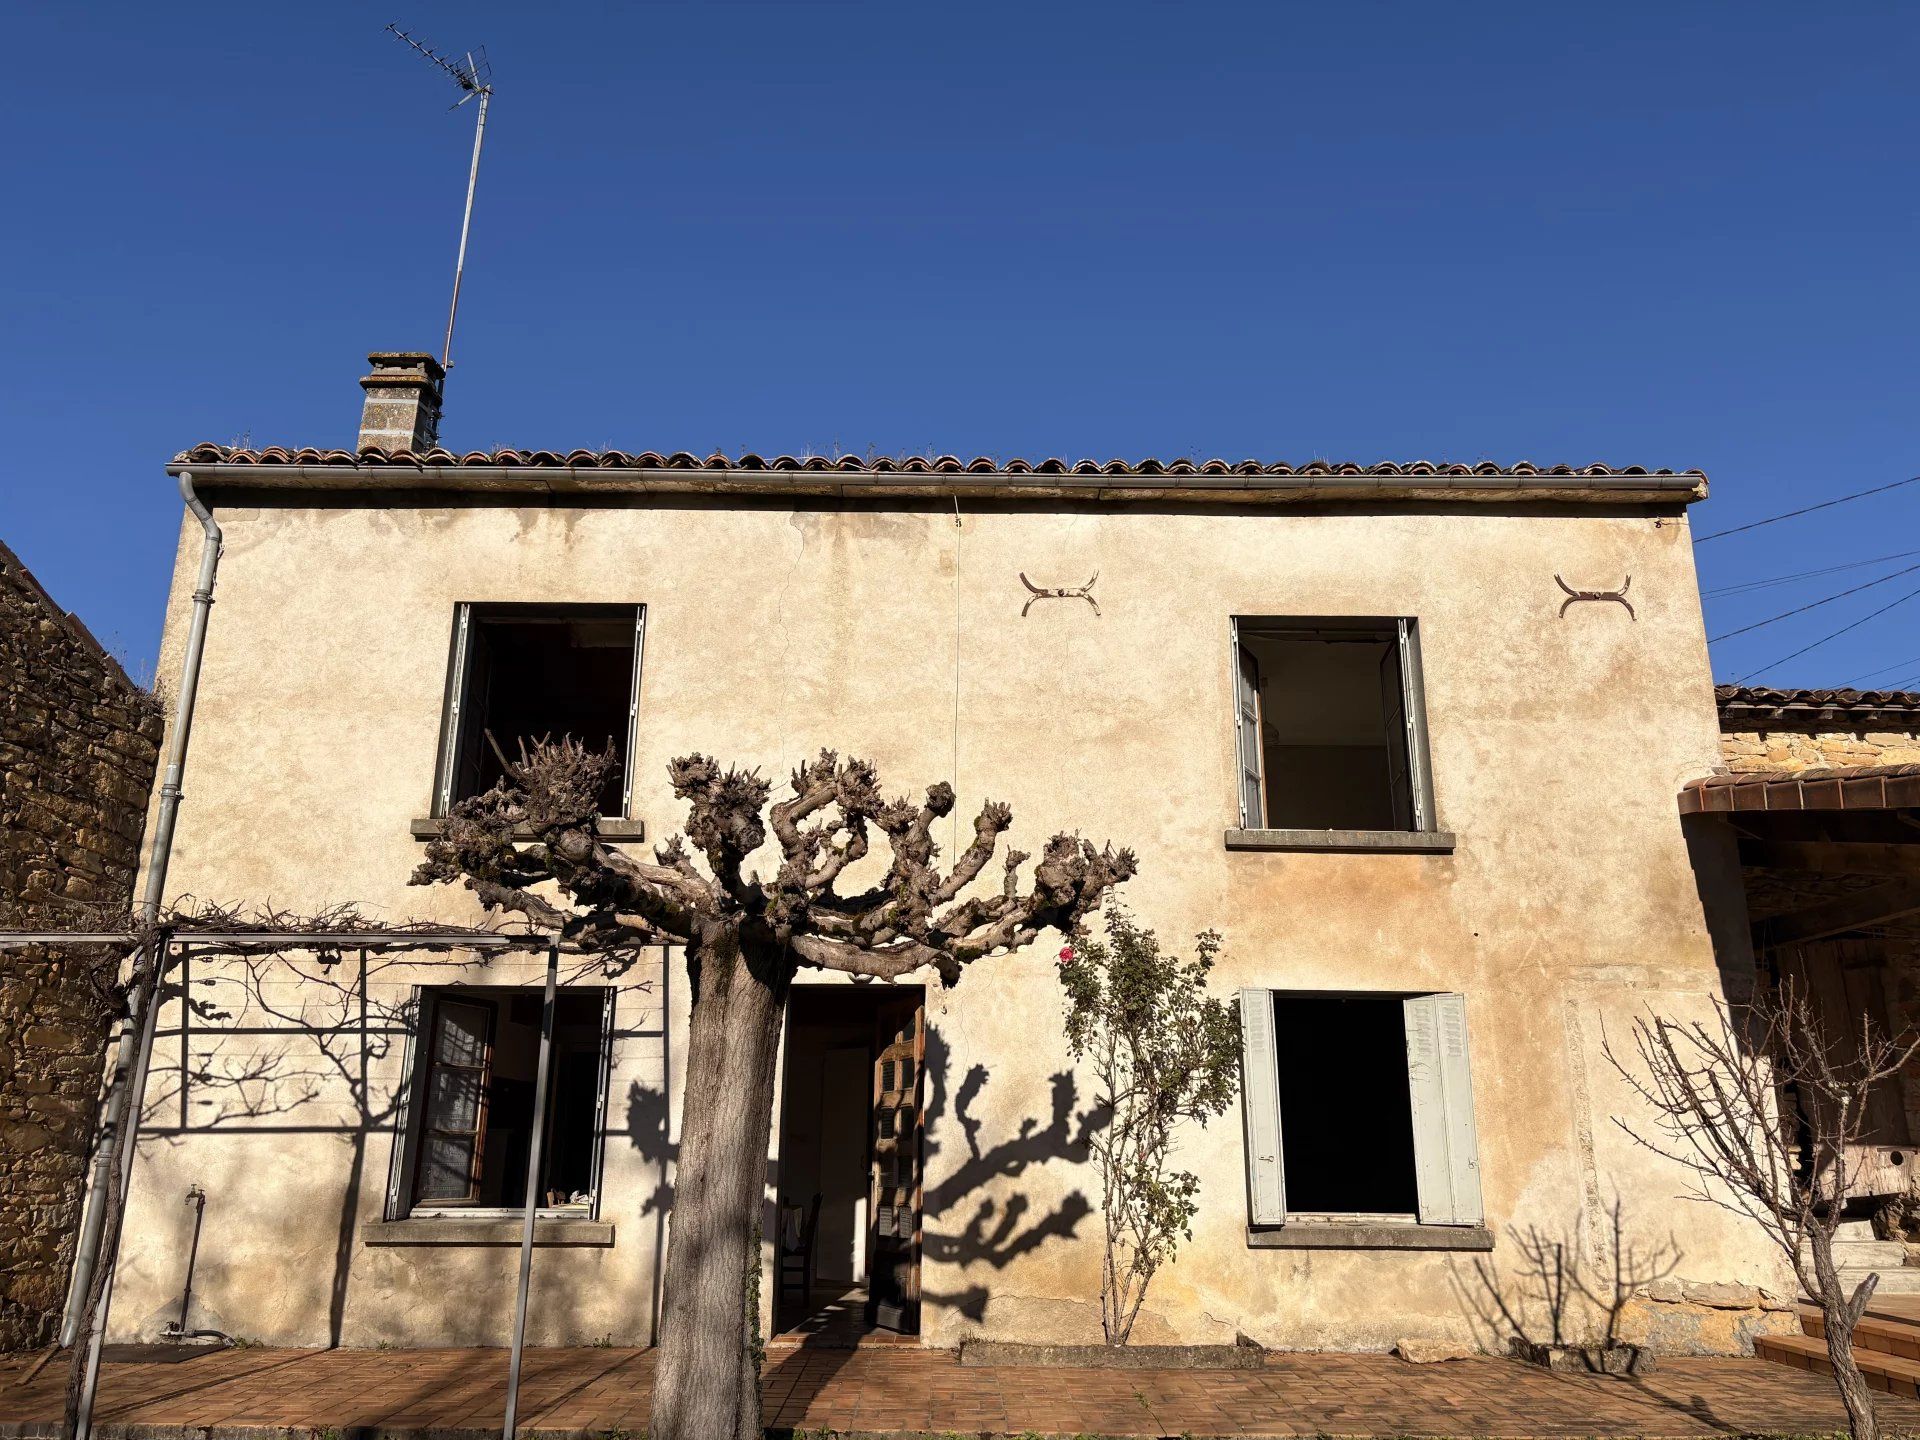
[1555, 574, 1635, 621]
[1019, 571, 1101, 617]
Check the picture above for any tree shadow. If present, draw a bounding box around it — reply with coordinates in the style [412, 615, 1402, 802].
[1450, 1197, 1679, 1357]
[915, 1026, 1106, 1323]
[145, 946, 651, 1348]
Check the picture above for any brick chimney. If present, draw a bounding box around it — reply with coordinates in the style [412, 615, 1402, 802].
[357, 352, 445, 453]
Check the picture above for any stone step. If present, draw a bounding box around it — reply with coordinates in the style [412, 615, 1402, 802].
[1800, 1304, 1920, 1361]
[1802, 1239, 1909, 1268]
[1835, 1268, 1920, 1296]
[1835, 1219, 1880, 1243]
[1756, 1331, 1920, 1399]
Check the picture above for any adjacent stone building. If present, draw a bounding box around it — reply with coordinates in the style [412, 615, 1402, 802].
[0, 541, 161, 1351]
[1717, 684, 1920, 773]
[1703, 682, 1920, 1195]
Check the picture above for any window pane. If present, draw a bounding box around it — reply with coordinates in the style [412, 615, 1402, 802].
[435, 1002, 489, 1069]
[898, 1057, 914, 1088]
[427, 1065, 483, 1133]
[418, 1133, 477, 1200]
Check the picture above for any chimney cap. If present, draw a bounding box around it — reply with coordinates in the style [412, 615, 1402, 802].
[361, 351, 446, 387]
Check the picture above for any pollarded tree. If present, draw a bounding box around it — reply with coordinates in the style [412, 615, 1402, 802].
[412, 738, 1135, 1440]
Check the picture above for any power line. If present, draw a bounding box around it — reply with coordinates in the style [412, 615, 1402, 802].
[1708, 561, 1920, 643]
[1845, 652, 1920, 685]
[1694, 473, 1920, 544]
[1703, 549, 1920, 599]
[1733, 581, 1920, 684]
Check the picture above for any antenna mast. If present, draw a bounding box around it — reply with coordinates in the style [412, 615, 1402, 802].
[386, 23, 493, 370]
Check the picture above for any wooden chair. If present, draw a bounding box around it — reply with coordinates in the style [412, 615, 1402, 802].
[778, 1193, 822, 1320]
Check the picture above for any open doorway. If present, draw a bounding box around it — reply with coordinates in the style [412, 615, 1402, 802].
[774, 984, 924, 1341]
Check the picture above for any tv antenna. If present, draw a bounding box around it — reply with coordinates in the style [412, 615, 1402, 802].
[386, 23, 493, 370]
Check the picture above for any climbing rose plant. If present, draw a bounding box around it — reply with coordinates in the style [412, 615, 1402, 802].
[1058, 906, 1240, 1345]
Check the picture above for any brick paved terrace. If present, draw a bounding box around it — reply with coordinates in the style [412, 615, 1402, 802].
[2, 1342, 1917, 1439]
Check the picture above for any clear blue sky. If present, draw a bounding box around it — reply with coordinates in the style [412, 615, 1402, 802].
[4, 2, 1916, 688]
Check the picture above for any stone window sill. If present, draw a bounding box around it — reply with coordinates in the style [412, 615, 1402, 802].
[1247, 1221, 1491, 1251]
[362, 1217, 615, 1247]
[410, 817, 646, 843]
[1225, 828, 1455, 854]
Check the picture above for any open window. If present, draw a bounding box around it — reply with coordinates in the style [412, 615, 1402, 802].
[1239, 988, 1481, 1229]
[1231, 617, 1434, 833]
[391, 986, 613, 1217]
[432, 603, 645, 818]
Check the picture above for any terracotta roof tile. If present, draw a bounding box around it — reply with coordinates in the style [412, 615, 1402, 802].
[1679, 761, 1920, 815]
[173, 443, 1704, 481]
[1716, 684, 1920, 725]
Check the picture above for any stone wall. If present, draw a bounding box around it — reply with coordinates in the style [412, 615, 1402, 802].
[1716, 684, 1920, 773]
[1720, 726, 1920, 773]
[0, 541, 161, 1351]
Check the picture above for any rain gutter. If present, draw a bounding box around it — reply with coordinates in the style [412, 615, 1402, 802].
[61, 471, 222, 1347]
[164, 461, 1708, 504]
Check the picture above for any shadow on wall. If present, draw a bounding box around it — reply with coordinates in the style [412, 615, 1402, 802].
[916, 1026, 1104, 1324]
[624, 1013, 1105, 1330]
[142, 947, 653, 1348]
[1448, 1197, 1680, 1356]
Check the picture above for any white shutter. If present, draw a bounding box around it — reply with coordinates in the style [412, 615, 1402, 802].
[434, 604, 473, 815]
[1397, 619, 1434, 833]
[384, 987, 424, 1219]
[1231, 622, 1266, 829]
[1238, 987, 1286, 1225]
[620, 606, 647, 819]
[1403, 992, 1482, 1225]
[1378, 642, 1413, 830]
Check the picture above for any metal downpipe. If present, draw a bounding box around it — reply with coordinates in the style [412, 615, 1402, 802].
[61, 472, 222, 1348]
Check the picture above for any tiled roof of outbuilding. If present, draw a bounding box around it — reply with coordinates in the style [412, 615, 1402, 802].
[1716, 685, 1920, 724]
[1679, 762, 1920, 814]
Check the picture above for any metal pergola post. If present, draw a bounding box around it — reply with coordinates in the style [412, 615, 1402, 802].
[73, 938, 171, 1440]
[502, 941, 559, 1440]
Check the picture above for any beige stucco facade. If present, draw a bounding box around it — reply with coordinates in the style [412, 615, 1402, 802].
[109, 477, 1788, 1355]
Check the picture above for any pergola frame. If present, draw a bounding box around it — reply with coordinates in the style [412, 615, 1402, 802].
[0, 922, 575, 1440]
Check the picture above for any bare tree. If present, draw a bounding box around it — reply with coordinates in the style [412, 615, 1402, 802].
[411, 739, 1135, 1440]
[1606, 983, 1920, 1440]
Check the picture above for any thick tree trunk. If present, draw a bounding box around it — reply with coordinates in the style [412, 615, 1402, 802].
[651, 922, 790, 1440]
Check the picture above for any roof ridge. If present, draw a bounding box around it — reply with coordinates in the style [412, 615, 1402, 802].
[173, 443, 1704, 479]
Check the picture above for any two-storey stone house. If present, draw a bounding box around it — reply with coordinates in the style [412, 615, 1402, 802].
[104, 352, 1783, 1355]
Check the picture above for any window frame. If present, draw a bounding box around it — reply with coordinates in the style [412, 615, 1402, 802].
[384, 983, 616, 1222]
[430, 601, 648, 820]
[1238, 986, 1483, 1240]
[1228, 615, 1440, 841]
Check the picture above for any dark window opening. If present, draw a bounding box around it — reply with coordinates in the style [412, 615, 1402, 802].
[410, 987, 606, 1211]
[1235, 619, 1423, 831]
[1271, 994, 1418, 1215]
[444, 606, 638, 815]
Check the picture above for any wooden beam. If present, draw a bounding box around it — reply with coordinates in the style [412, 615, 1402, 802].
[1756, 879, 1920, 950]
[1740, 839, 1920, 877]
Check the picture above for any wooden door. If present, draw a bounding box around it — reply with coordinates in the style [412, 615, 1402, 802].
[867, 994, 924, 1332]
